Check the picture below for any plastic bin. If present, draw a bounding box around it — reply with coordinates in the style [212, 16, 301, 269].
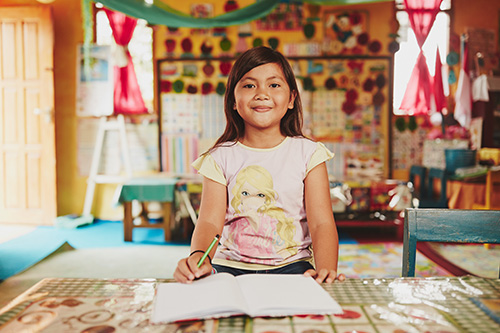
[444, 149, 476, 173]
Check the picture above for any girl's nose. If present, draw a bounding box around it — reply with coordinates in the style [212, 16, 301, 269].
[254, 87, 270, 100]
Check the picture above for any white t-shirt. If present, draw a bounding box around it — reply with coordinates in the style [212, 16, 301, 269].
[192, 136, 334, 270]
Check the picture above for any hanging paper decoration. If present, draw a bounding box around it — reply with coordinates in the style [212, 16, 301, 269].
[219, 61, 232, 76]
[201, 82, 213, 95]
[303, 77, 314, 91]
[342, 101, 356, 115]
[446, 51, 459, 66]
[187, 84, 198, 94]
[165, 39, 176, 54]
[388, 40, 400, 54]
[325, 78, 337, 90]
[448, 69, 457, 84]
[203, 62, 215, 76]
[373, 91, 385, 106]
[181, 38, 193, 53]
[173, 80, 184, 93]
[395, 117, 407, 132]
[220, 37, 232, 52]
[323, 10, 368, 54]
[253, 38, 263, 47]
[224, 0, 239, 12]
[200, 40, 214, 56]
[268, 37, 279, 50]
[408, 116, 418, 131]
[160, 80, 172, 93]
[303, 23, 315, 39]
[216, 82, 226, 95]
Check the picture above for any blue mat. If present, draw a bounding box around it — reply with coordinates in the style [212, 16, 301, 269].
[0, 220, 356, 281]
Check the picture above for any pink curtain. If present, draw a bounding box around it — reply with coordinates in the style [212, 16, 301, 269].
[104, 9, 147, 115]
[399, 0, 443, 115]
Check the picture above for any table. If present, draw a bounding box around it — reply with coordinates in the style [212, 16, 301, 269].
[1, 276, 498, 332]
[447, 179, 500, 209]
[117, 176, 178, 242]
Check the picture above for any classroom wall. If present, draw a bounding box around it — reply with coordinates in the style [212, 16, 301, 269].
[1, 0, 499, 221]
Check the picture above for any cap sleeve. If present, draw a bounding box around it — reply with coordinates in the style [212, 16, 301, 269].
[306, 142, 334, 175]
[192, 153, 227, 186]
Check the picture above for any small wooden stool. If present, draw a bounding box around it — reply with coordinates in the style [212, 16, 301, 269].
[117, 177, 178, 242]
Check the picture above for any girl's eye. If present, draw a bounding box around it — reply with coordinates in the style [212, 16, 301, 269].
[241, 191, 249, 196]
[270, 83, 280, 88]
[243, 83, 255, 89]
[257, 193, 265, 198]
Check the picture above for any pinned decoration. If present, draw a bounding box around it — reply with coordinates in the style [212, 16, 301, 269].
[388, 40, 400, 53]
[368, 40, 382, 53]
[268, 37, 279, 50]
[303, 23, 315, 39]
[160, 80, 172, 93]
[220, 37, 232, 52]
[373, 91, 385, 106]
[325, 77, 337, 90]
[357, 33, 369, 46]
[216, 82, 226, 95]
[375, 74, 386, 88]
[346, 89, 359, 102]
[173, 79, 184, 93]
[219, 61, 232, 76]
[362, 78, 374, 92]
[187, 84, 198, 94]
[203, 62, 215, 77]
[342, 101, 356, 115]
[201, 82, 213, 95]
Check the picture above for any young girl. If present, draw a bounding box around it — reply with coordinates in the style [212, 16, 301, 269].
[174, 46, 344, 284]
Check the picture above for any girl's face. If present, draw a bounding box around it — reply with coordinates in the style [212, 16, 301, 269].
[233, 63, 295, 134]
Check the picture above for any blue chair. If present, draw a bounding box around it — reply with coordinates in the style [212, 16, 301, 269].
[402, 208, 500, 278]
[409, 165, 427, 200]
[419, 168, 449, 208]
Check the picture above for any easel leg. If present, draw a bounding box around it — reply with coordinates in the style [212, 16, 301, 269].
[124, 201, 133, 242]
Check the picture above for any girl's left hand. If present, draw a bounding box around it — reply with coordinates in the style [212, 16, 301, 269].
[304, 269, 346, 283]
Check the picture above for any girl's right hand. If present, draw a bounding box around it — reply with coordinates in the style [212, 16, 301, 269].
[173, 252, 213, 283]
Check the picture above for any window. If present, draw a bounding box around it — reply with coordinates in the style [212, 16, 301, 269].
[95, 6, 154, 112]
[393, 0, 451, 115]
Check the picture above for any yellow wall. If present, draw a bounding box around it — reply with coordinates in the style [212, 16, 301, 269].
[1, 0, 499, 220]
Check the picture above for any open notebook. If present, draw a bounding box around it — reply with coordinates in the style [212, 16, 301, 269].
[151, 273, 342, 323]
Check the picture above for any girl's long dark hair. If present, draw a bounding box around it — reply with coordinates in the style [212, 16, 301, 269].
[210, 46, 304, 151]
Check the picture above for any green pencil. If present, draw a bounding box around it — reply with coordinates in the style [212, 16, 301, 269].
[197, 234, 220, 268]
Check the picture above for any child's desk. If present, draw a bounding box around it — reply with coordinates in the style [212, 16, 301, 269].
[1, 276, 499, 332]
[117, 176, 179, 242]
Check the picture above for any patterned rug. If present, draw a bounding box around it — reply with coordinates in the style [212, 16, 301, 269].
[339, 242, 451, 278]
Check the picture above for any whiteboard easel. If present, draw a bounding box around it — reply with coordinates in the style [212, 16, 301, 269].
[83, 114, 132, 216]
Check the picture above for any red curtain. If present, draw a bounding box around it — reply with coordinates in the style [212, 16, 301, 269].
[104, 9, 147, 115]
[399, 0, 443, 115]
[433, 48, 446, 112]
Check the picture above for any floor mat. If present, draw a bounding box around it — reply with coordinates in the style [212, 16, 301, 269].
[339, 242, 452, 278]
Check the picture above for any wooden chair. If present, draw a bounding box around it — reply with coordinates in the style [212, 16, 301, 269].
[402, 208, 500, 278]
[472, 167, 500, 210]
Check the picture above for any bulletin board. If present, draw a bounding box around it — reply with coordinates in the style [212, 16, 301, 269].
[157, 55, 393, 181]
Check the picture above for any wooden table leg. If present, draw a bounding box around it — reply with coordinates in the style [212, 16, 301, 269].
[162, 202, 172, 241]
[123, 201, 133, 242]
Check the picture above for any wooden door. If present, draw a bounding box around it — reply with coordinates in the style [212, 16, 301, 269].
[0, 6, 56, 225]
